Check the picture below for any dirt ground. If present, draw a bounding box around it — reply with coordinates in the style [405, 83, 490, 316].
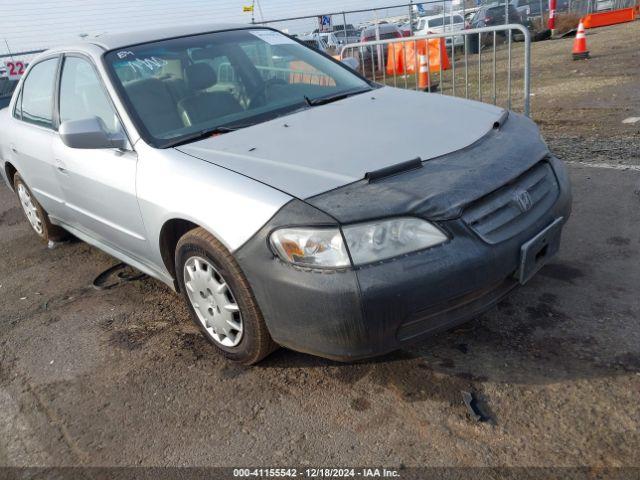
[0, 21, 639, 473]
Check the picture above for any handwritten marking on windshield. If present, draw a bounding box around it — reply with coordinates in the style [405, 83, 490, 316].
[126, 57, 168, 74]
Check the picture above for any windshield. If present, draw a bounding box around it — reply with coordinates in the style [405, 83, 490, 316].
[104, 28, 371, 148]
[426, 15, 465, 28]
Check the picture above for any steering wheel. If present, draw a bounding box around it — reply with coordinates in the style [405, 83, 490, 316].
[249, 77, 287, 109]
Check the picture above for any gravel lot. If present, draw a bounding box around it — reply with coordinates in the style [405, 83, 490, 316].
[0, 21, 638, 472]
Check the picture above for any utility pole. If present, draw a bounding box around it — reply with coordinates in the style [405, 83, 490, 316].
[256, 0, 265, 23]
[409, 0, 414, 35]
[3, 39, 14, 61]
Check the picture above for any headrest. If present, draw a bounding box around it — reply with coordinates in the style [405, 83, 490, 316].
[185, 63, 217, 91]
[124, 77, 167, 98]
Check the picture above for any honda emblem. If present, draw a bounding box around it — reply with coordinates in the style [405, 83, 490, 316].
[514, 190, 533, 212]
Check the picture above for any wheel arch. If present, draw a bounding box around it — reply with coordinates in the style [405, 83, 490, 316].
[4, 161, 17, 190]
[158, 218, 200, 288]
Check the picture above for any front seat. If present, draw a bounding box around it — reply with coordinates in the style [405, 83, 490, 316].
[178, 63, 243, 127]
[124, 78, 185, 137]
[125, 78, 184, 136]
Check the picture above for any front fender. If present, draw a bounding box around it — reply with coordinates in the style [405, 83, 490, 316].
[134, 140, 292, 280]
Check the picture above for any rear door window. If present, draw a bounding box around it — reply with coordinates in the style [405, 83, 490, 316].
[20, 58, 58, 128]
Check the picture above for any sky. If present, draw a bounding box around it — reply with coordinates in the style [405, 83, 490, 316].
[1, 0, 418, 54]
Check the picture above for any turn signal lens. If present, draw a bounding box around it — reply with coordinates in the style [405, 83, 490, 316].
[270, 228, 350, 268]
[342, 218, 448, 265]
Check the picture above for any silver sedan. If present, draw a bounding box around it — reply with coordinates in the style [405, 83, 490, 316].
[0, 24, 571, 364]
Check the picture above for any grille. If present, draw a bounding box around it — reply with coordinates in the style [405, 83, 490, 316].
[462, 161, 559, 244]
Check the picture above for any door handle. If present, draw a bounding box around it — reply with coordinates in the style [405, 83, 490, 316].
[10, 144, 18, 154]
[55, 159, 68, 174]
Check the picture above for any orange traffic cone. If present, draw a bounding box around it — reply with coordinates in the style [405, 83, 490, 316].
[572, 21, 589, 60]
[418, 55, 429, 90]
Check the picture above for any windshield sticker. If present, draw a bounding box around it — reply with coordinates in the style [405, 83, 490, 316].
[249, 30, 296, 45]
[116, 51, 135, 59]
[125, 57, 168, 74]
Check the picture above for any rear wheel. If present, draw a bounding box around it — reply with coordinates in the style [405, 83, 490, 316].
[175, 227, 277, 365]
[13, 173, 67, 243]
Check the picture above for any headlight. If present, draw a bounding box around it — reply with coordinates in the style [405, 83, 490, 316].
[270, 227, 350, 268]
[342, 217, 448, 265]
[269, 218, 448, 269]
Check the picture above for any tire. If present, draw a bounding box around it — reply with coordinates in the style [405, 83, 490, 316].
[175, 227, 277, 365]
[13, 173, 68, 243]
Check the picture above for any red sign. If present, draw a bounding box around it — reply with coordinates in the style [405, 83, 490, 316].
[3, 61, 27, 80]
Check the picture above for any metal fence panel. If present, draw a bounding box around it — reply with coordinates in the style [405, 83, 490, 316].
[340, 24, 532, 116]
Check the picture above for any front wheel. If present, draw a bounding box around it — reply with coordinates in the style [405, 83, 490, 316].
[175, 228, 277, 364]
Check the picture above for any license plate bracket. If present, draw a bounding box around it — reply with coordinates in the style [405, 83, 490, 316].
[517, 217, 564, 285]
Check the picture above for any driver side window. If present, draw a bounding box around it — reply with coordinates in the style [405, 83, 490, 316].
[59, 56, 122, 134]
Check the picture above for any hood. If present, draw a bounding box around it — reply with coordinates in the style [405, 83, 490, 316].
[176, 87, 505, 199]
[308, 111, 550, 222]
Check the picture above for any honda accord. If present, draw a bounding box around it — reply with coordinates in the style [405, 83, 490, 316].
[0, 25, 571, 364]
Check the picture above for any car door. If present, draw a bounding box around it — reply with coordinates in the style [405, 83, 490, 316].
[51, 54, 149, 260]
[9, 56, 69, 220]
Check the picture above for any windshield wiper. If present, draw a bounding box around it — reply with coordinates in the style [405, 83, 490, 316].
[304, 88, 371, 107]
[167, 125, 243, 148]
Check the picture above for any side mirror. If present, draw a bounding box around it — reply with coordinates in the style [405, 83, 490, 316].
[341, 57, 360, 71]
[59, 117, 127, 150]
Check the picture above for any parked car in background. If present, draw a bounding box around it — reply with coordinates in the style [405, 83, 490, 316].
[358, 23, 404, 71]
[293, 35, 359, 71]
[468, 3, 524, 28]
[316, 32, 342, 49]
[487, 0, 569, 19]
[360, 23, 404, 42]
[474, 0, 567, 23]
[0, 25, 571, 365]
[314, 24, 361, 46]
[329, 25, 361, 45]
[297, 34, 332, 53]
[415, 14, 466, 47]
[396, 22, 413, 37]
[457, 7, 482, 27]
[0, 77, 18, 110]
[595, 0, 614, 11]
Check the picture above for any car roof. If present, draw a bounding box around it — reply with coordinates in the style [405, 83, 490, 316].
[484, 1, 517, 8]
[362, 23, 400, 33]
[84, 23, 255, 50]
[420, 13, 465, 20]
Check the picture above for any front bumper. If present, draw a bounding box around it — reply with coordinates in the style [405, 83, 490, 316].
[235, 157, 572, 361]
